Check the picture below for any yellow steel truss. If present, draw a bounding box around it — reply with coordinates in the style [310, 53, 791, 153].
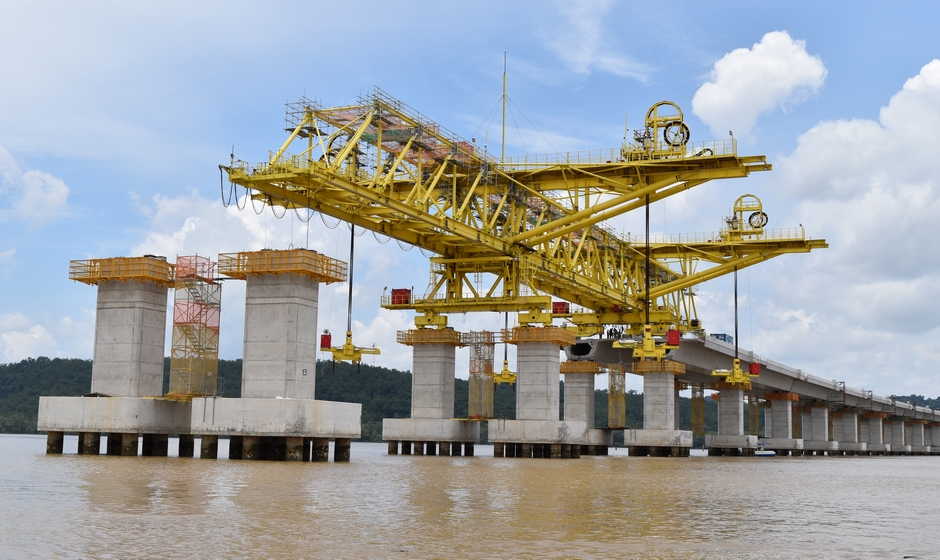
[221, 90, 826, 334]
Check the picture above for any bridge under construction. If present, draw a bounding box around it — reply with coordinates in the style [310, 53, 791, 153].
[37, 90, 940, 459]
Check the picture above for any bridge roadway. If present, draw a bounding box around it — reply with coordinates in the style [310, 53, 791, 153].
[570, 335, 940, 456]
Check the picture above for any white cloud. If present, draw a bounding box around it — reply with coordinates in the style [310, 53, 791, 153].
[0, 313, 57, 362]
[541, 0, 651, 81]
[692, 31, 827, 137]
[743, 60, 940, 397]
[0, 145, 70, 226]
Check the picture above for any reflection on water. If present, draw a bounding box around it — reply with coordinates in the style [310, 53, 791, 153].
[1, 434, 938, 558]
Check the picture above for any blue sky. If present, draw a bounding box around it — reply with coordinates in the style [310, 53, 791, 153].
[3, 1, 940, 399]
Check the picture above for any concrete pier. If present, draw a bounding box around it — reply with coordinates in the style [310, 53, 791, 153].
[625, 361, 691, 457]
[141, 434, 169, 456]
[487, 327, 596, 457]
[906, 421, 929, 454]
[862, 413, 890, 454]
[178, 435, 195, 458]
[707, 387, 758, 456]
[800, 404, 837, 455]
[240, 272, 318, 399]
[91, 279, 170, 398]
[383, 329, 479, 452]
[562, 372, 594, 426]
[885, 420, 910, 454]
[834, 412, 866, 454]
[764, 393, 803, 454]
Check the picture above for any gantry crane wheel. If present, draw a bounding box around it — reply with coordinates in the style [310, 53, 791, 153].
[748, 211, 769, 228]
[663, 121, 690, 146]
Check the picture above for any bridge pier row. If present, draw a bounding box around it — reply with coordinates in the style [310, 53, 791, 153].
[383, 331, 480, 455]
[706, 388, 757, 456]
[905, 421, 930, 454]
[886, 419, 911, 455]
[834, 412, 866, 455]
[763, 393, 802, 455]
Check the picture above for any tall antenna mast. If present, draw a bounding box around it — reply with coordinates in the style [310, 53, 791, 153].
[501, 51, 507, 163]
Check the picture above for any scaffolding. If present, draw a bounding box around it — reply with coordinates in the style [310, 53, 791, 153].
[69, 256, 174, 287]
[217, 248, 346, 283]
[167, 255, 221, 399]
[608, 363, 627, 429]
[466, 331, 495, 419]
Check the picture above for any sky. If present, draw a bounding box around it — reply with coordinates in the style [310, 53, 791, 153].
[2, 1, 940, 399]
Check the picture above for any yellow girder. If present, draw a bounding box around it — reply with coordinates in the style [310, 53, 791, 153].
[221, 90, 825, 334]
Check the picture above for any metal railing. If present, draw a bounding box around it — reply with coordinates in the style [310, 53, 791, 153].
[218, 249, 347, 283]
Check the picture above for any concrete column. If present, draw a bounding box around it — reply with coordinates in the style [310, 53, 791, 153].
[763, 407, 772, 438]
[674, 385, 682, 430]
[46, 432, 64, 454]
[91, 279, 168, 397]
[312, 438, 329, 461]
[178, 435, 195, 458]
[413, 441, 424, 455]
[334, 438, 351, 462]
[285, 437, 304, 461]
[563, 372, 594, 424]
[811, 407, 829, 442]
[931, 424, 940, 447]
[832, 413, 844, 443]
[452, 442, 463, 456]
[550, 444, 562, 458]
[494, 442, 505, 457]
[521, 443, 533, 458]
[242, 436, 261, 460]
[79, 432, 100, 455]
[401, 441, 412, 455]
[227, 436, 243, 459]
[439, 441, 451, 456]
[801, 409, 814, 441]
[411, 343, 456, 419]
[302, 438, 312, 461]
[516, 342, 561, 421]
[865, 417, 883, 444]
[200, 435, 219, 459]
[771, 400, 792, 439]
[841, 413, 859, 443]
[388, 440, 399, 455]
[642, 371, 675, 430]
[718, 389, 744, 436]
[241, 273, 318, 399]
[907, 422, 926, 450]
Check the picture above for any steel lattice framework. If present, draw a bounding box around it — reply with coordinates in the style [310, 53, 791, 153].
[221, 90, 826, 335]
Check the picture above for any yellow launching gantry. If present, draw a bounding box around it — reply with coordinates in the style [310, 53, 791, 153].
[220, 90, 827, 339]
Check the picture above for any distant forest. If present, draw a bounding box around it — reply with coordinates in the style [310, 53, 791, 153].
[4, 357, 935, 444]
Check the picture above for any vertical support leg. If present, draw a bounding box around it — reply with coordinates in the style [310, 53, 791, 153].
[81, 432, 100, 455]
[243, 436, 261, 460]
[334, 438, 351, 462]
[200, 435, 219, 459]
[426, 442, 437, 456]
[46, 432, 64, 454]
[439, 441, 451, 456]
[494, 442, 505, 457]
[302, 438, 312, 462]
[106, 433, 121, 456]
[271, 437, 287, 461]
[464, 442, 474, 456]
[285, 437, 304, 461]
[401, 441, 412, 455]
[151, 434, 169, 457]
[550, 444, 562, 459]
[229, 436, 244, 460]
[388, 440, 399, 455]
[521, 443, 533, 458]
[414, 441, 424, 456]
[561, 444, 571, 458]
[141, 434, 155, 456]
[312, 438, 329, 462]
[120, 433, 139, 456]
[570, 443, 581, 458]
[178, 435, 195, 458]
[452, 442, 462, 456]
